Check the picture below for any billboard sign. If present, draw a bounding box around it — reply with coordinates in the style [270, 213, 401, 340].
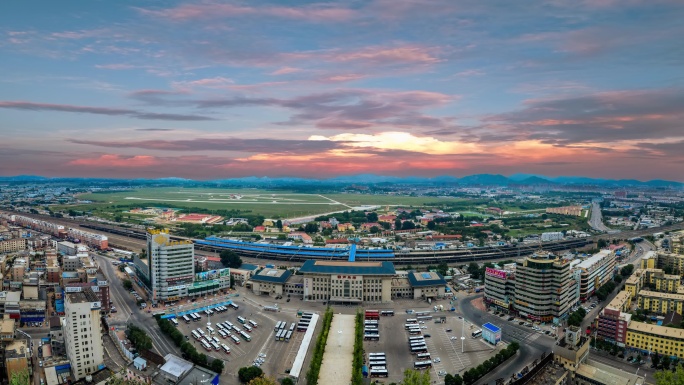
[195, 268, 230, 282]
[485, 267, 507, 279]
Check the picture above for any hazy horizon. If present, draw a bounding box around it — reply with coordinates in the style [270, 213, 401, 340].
[2, 1, 683, 180]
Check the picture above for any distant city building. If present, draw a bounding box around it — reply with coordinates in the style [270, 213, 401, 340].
[541, 232, 564, 242]
[545, 206, 584, 216]
[0, 238, 27, 253]
[64, 288, 104, 380]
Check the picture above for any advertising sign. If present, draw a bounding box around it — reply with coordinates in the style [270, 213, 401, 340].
[485, 267, 507, 279]
[195, 268, 230, 282]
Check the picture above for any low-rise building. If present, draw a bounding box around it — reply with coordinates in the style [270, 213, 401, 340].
[299, 260, 395, 303]
[626, 321, 684, 358]
[597, 292, 632, 346]
[250, 268, 293, 296]
[4, 339, 30, 381]
[0, 318, 15, 342]
[0, 238, 27, 253]
[407, 272, 447, 299]
[637, 290, 684, 315]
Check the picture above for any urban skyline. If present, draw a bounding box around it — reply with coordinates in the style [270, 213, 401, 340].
[1, 1, 683, 180]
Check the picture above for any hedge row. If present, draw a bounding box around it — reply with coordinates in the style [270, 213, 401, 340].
[351, 312, 364, 385]
[461, 342, 520, 385]
[305, 308, 334, 385]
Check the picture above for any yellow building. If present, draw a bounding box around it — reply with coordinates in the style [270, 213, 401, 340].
[637, 290, 684, 315]
[626, 321, 684, 358]
[672, 234, 684, 255]
[656, 252, 684, 275]
[639, 252, 656, 269]
[625, 268, 679, 299]
[607, 290, 632, 313]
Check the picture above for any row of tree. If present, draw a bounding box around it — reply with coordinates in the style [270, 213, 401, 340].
[444, 342, 520, 385]
[595, 280, 618, 301]
[567, 307, 588, 327]
[305, 308, 334, 385]
[351, 312, 364, 385]
[154, 315, 225, 374]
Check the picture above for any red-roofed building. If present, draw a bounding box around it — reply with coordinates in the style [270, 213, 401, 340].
[427, 234, 463, 241]
[378, 215, 397, 222]
[470, 223, 485, 227]
[325, 238, 349, 245]
[361, 223, 381, 231]
[288, 232, 313, 244]
[253, 226, 266, 233]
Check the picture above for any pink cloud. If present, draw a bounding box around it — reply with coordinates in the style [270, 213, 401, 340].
[172, 76, 234, 89]
[68, 154, 160, 168]
[136, 3, 355, 23]
[329, 45, 442, 66]
[317, 74, 366, 83]
[269, 67, 302, 76]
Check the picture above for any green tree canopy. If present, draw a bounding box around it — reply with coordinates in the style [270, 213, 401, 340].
[655, 364, 684, 385]
[238, 366, 264, 383]
[401, 369, 430, 385]
[10, 369, 30, 385]
[220, 250, 243, 268]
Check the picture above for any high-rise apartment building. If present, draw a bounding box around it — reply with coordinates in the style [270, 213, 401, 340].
[483, 264, 516, 312]
[577, 250, 616, 301]
[146, 229, 194, 303]
[64, 288, 104, 380]
[513, 253, 578, 322]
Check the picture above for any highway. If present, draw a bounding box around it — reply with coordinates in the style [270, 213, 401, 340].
[95, 253, 180, 356]
[589, 201, 614, 233]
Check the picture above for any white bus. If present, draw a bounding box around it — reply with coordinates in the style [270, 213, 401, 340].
[369, 361, 386, 368]
[289, 322, 296, 331]
[369, 353, 386, 358]
[170, 318, 179, 327]
[364, 333, 380, 341]
[472, 329, 482, 338]
[230, 303, 239, 309]
[230, 335, 241, 344]
[416, 353, 431, 360]
[182, 315, 191, 324]
[410, 345, 428, 354]
[285, 330, 292, 342]
[364, 320, 379, 325]
[243, 325, 252, 333]
[408, 329, 421, 335]
[406, 318, 418, 324]
[409, 336, 424, 342]
[191, 331, 201, 340]
[206, 326, 215, 334]
[274, 321, 283, 331]
[221, 344, 231, 354]
[381, 310, 395, 316]
[219, 330, 228, 339]
[237, 316, 246, 324]
[414, 361, 432, 370]
[249, 320, 258, 328]
[211, 341, 221, 351]
[369, 369, 388, 378]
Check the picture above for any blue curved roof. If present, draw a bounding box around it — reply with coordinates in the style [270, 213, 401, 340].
[198, 237, 395, 258]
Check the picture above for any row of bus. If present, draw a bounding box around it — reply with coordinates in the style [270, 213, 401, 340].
[367, 352, 389, 378]
[191, 328, 234, 353]
[296, 312, 314, 332]
[405, 322, 422, 336]
[274, 321, 296, 342]
[408, 335, 428, 355]
[364, 319, 380, 341]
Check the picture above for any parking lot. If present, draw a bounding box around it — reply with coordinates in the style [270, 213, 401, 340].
[172, 301, 303, 379]
[362, 312, 501, 383]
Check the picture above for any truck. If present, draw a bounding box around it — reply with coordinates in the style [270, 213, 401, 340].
[475, 287, 483, 293]
[362, 365, 368, 377]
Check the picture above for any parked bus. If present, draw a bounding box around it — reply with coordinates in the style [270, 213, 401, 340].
[414, 361, 432, 370]
[219, 330, 228, 339]
[206, 326, 215, 334]
[369, 361, 386, 368]
[230, 335, 241, 344]
[409, 336, 425, 342]
[191, 331, 201, 340]
[381, 310, 395, 316]
[405, 323, 416, 330]
[297, 324, 308, 332]
[198, 329, 206, 336]
[170, 318, 179, 327]
[274, 321, 283, 331]
[193, 313, 201, 321]
[415, 311, 430, 317]
[211, 341, 221, 351]
[416, 353, 431, 361]
[408, 329, 422, 335]
[230, 303, 239, 309]
[365, 310, 380, 320]
[472, 329, 482, 338]
[237, 316, 246, 324]
[239, 331, 252, 342]
[410, 345, 428, 354]
[285, 330, 292, 342]
[369, 369, 388, 378]
[364, 320, 379, 325]
[182, 315, 191, 324]
[406, 318, 418, 324]
[221, 344, 231, 354]
[364, 334, 380, 341]
[289, 322, 296, 331]
[369, 353, 385, 358]
[243, 325, 252, 333]
[274, 330, 282, 341]
[417, 315, 433, 321]
[249, 320, 258, 328]
[202, 341, 212, 352]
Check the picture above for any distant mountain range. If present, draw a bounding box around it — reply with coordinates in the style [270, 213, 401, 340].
[0, 173, 682, 187]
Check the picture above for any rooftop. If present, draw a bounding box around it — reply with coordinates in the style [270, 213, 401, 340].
[66, 288, 100, 304]
[482, 322, 501, 333]
[239, 263, 259, 271]
[160, 354, 194, 379]
[5, 339, 28, 359]
[176, 366, 219, 385]
[1, 319, 15, 334]
[71, 368, 114, 385]
[627, 320, 684, 339]
[577, 250, 613, 269]
[606, 290, 631, 310]
[250, 268, 292, 284]
[407, 271, 447, 287]
[638, 290, 684, 300]
[299, 260, 396, 275]
[577, 359, 643, 385]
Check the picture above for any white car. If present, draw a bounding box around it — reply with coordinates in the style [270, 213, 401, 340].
[438, 371, 447, 376]
[433, 357, 441, 363]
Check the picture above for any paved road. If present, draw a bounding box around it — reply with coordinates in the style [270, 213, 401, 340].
[590, 201, 614, 233]
[459, 296, 554, 384]
[95, 254, 179, 356]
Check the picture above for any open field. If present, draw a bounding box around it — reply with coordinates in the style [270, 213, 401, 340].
[56, 188, 465, 219]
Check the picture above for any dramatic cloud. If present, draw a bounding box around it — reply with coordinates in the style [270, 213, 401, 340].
[0, 101, 216, 121]
[68, 154, 160, 168]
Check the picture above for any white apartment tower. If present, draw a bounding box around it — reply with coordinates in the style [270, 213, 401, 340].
[146, 228, 195, 303]
[64, 288, 104, 380]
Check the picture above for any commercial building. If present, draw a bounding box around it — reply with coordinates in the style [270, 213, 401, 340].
[63, 288, 104, 380]
[512, 253, 578, 322]
[57, 241, 78, 256]
[142, 229, 195, 303]
[597, 291, 632, 346]
[406, 271, 447, 299]
[625, 268, 679, 299]
[541, 232, 563, 242]
[577, 250, 616, 301]
[483, 265, 516, 312]
[299, 260, 395, 303]
[250, 268, 293, 296]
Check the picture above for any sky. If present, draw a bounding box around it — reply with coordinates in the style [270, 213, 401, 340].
[1, 0, 683, 181]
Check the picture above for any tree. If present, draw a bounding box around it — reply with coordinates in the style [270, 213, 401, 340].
[427, 221, 436, 230]
[281, 379, 295, 385]
[276, 219, 283, 230]
[652, 352, 661, 368]
[370, 226, 380, 234]
[655, 364, 684, 385]
[238, 366, 264, 383]
[401, 369, 430, 385]
[127, 324, 152, 351]
[662, 355, 672, 370]
[444, 374, 456, 385]
[453, 374, 463, 385]
[220, 250, 243, 268]
[210, 358, 224, 373]
[304, 223, 319, 234]
[597, 239, 608, 248]
[122, 279, 133, 291]
[248, 377, 278, 385]
[395, 219, 402, 230]
[10, 369, 29, 385]
[467, 262, 480, 279]
[402, 221, 416, 230]
[366, 212, 378, 222]
[437, 261, 449, 277]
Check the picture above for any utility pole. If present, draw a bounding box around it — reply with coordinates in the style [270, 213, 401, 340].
[461, 316, 466, 353]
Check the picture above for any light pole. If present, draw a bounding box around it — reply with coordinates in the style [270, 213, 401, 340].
[461, 316, 466, 353]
